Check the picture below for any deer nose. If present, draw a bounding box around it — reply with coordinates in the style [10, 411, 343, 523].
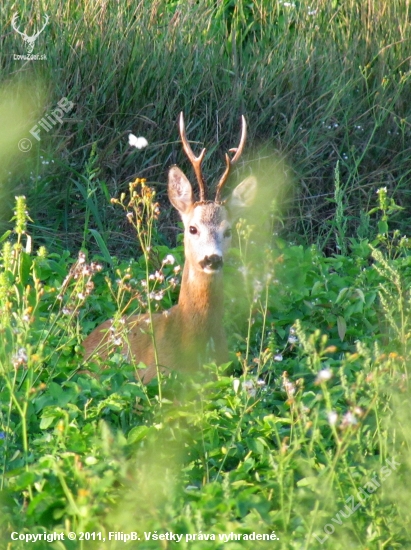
[200, 254, 223, 271]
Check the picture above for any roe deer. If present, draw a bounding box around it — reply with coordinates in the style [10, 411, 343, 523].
[83, 113, 257, 383]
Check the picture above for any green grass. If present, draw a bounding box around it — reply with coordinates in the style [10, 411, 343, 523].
[1, 1, 411, 549]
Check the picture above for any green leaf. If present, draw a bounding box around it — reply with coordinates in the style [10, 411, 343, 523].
[11, 471, 36, 491]
[335, 287, 350, 305]
[89, 229, 113, 265]
[40, 415, 56, 430]
[337, 316, 347, 341]
[0, 230, 12, 243]
[127, 425, 149, 444]
[378, 220, 388, 235]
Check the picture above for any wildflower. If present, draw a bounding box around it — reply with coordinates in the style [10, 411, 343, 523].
[174, 265, 181, 274]
[274, 354, 283, 362]
[242, 380, 256, 397]
[163, 254, 175, 265]
[14, 196, 29, 235]
[328, 411, 338, 426]
[256, 379, 266, 387]
[154, 271, 164, 282]
[128, 134, 148, 149]
[169, 277, 178, 288]
[253, 279, 263, 302]
[288, 335, 298, 344]
[341, 411, 358, 429]
[12, 348, 28, 368]
[315, 368, 333, 385]
[282, 372, 296, 398]
[233, 379, 240, 393]
[354, 406, 364, 417]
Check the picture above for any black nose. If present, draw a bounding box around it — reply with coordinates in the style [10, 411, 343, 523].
[200, 254, 223, 270]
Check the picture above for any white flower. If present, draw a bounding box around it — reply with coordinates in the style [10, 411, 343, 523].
[341, 411, 358, 428]
[315, 368, 333, 384]
[233, 379, 240, 394]
[328, 411, 338, 426]
[163, 254, 175, 265]
[274, 354, 283, 362]
[128, 134, 148, 149]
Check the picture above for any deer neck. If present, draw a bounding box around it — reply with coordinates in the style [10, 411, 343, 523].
[177, 263, 224, 325]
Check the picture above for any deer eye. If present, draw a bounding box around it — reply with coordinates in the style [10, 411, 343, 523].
[189, 226, 198, 235]
[224, 228, 232, 238]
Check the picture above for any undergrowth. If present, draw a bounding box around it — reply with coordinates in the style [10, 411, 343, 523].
[0, 182, 410, 549]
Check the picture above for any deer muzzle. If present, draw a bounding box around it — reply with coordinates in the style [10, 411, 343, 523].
[200, 254, 223, 272]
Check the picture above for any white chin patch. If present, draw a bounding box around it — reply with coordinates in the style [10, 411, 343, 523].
[203, 266, 221, 274]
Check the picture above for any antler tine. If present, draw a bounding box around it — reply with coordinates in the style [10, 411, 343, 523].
[11, 13, 25, 37]
[215, 115, 247, 202]
[179, 112, 207, 201]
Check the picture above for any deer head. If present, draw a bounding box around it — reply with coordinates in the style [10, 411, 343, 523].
[168, 113, 257, 275]
[11, 13, 49, 54]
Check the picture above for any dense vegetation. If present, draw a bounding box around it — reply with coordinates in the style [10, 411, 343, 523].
[1, 1, 411, 548]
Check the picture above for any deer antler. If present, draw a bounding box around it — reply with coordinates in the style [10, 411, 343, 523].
[31, 14, 49, 40]
[179, 112, 207, 201]
[11, 13, 27, 38]
[215, 115, 247, 203]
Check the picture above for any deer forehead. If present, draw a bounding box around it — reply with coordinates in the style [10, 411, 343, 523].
[187, 202, 230, 229]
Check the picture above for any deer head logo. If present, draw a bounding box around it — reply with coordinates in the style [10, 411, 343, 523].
[11, 13, 49, 54]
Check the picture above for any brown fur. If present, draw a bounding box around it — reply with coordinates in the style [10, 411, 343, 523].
[82, 265, 228, 383]
[83, 117, 256, 384]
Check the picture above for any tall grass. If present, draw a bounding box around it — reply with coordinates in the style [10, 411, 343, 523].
[1, 0, 411, 253]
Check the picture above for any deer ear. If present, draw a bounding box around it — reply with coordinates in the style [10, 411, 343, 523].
[168, 166, 194, 214]
[226, 176, 257, 218]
